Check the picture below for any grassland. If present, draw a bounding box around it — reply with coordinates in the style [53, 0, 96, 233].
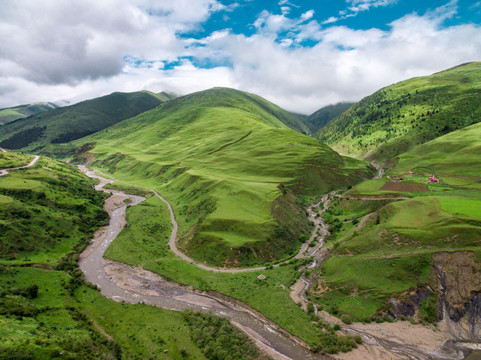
[395, 121, 481, 177]
[105, 196, 321, 344]
[0, 155, 232, 360]
[68, 87, 373, 267]
[318, 62, 481, 161]
[0, 150, 34, 168]
[0, 153, 107, 265]
[0, 265, 216, 360]
[0, 91, 163, 151]
[309, 120, 481, 321]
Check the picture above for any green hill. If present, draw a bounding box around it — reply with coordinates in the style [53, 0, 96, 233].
[304, 102, 354, 133]
[395, 121, 481, 177]
[0, 91, 165, 151]
[309, 111, 481, 323]
[318, 62, 481, 161]
[0, 150, 216, 359]
[0, 102, 59, 125]
[68, 87, 374, 267]
[0, 152, 107, 265]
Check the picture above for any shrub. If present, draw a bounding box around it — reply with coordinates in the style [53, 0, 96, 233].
[341, 314, 353, 325]
[307, 302, 315, 314]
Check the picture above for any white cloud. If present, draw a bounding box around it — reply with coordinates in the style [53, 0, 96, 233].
[0, 0, 480, 116]
[0, 0, 223, 86]
[193, 2, 481, 113]
[347, 0, 397, 13]
[324, 0, 396, 24]
[301, 10, 315, 21]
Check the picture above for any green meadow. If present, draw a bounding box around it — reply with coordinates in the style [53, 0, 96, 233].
[0, 155, 107, 265]
[310, 116, 481, 321]
[0, 150, 34, 168]
[0, 266, 212, 360]
[70, 87, 373, 266]
[105, 195, 321, 345]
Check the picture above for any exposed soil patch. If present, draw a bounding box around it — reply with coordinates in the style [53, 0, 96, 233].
[380, 182, 427, 192]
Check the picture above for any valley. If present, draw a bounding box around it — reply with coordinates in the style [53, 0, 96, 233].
[0, 62, 480, 360]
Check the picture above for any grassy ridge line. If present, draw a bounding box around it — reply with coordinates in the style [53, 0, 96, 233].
[72, 87, 374, 267]
[0, 102, 58, 125]
[318, 62, 481, 161]
[304, 102, 354, 133]
[0, 91, 164, 151]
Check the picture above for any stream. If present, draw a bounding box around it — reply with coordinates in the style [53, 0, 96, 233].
[78, 166, 331, 360]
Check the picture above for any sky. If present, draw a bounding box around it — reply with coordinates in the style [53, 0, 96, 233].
[0, 0, 480, 114]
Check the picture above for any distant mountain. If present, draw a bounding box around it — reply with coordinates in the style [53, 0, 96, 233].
[304, 102, 354, 133]
[318, 62, 481, 161]
[69, 87, 374, 267]
[0, 102, 59, 125]
[0, 91, 166, 151]
[144, 90, 177, 102]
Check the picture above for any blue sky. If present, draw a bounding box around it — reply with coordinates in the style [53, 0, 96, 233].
[189, 0, 479, 36]
[0, 0, 480, 113]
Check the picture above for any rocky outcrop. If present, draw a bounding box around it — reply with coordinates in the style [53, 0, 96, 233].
[386, 287, 433, 319]
[432, 251, 481, 340]
[378, 251, 481, 343]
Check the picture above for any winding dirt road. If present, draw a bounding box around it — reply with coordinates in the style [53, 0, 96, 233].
[78, 166, 330, 360]
[0, 152, 39, 177]
[89, 169, 325, 273]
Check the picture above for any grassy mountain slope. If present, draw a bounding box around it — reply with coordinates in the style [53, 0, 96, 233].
[0, 152, 234, 360]
[309, 120, 481, 322]
[0, 152, 107, 265]
[0, 91, 164, 151]
[69, 87, 374, 267]
[396, 121, 481, 177]
[304, 102, 354, 133]
[0, 102, 59, 125]
[318, 62, 481, 161]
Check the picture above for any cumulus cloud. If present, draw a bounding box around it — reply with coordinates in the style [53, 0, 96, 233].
[325, 0, 397, 24]
[0, 0, 222, 85]
[194, 2, 481, 113]
[0, 0, 480, 115]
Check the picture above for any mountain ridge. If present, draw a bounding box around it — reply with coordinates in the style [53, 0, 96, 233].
[68, 87, 374, 267]
[0, 102, 60, 125]
[317, 61, 481, 161]
[0, 91, 165, 151]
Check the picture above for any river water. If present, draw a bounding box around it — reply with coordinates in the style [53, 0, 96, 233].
[78, 166, 330, 360]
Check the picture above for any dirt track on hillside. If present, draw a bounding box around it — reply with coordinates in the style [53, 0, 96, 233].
[0, 153, 39, 176]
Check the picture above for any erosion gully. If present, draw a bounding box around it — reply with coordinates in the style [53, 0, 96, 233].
[78, 165, 331, 360]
